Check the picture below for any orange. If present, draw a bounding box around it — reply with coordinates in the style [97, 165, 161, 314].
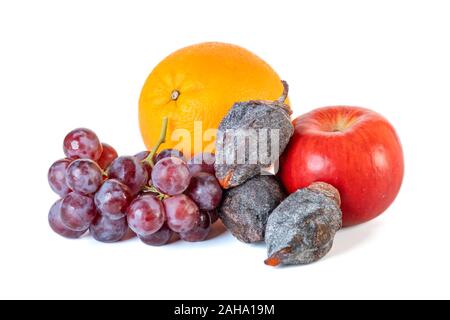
[139, 42, 288, 156]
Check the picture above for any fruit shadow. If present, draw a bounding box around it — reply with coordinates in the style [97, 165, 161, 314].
[328, 220, 384, 259]
[261, 220, 384, 269]
[148, 221, 228, 246]
[123, 228, 137, 241]
[207, 221, 228, 240]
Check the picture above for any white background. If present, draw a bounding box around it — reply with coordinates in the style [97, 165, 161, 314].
[1, 0, 449, 300]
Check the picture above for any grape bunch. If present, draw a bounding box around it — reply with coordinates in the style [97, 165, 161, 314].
[47, 124, 223, 245]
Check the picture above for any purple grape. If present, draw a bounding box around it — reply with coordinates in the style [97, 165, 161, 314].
[90, 215, 128, 243]
[66, 159, 103, 195]
[107, 156, 149, 196]
[126, 195, 165, 237]
[187, 152, 215, 175]
[185, 172, 222, 210]
[154, 149, 185, 163]
[63, 128, 103, 160]
[179, 210, 211, 242]
[138, 224, 173, 246]
[48, 199, 87, 239]
[134, 151, 150, 161]
[163, 194, 200, 233]
[94, 179, 131, 220]
[48, 159, 72, 197]
[97, 143, 118, 170]
[134, 151, 152, 177]
[152, 157, 191, 196]
[60, 192, 97, 231]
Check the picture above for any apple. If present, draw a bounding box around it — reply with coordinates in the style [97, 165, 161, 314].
[279, 106, 404, 227]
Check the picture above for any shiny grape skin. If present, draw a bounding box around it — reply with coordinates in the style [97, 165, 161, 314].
[89, 215, 128, 243]
[163, 194, 200, 233]
[107, 156, 149, 196]
[126, 195, 165, 237]
[66, 159, 103, 195]
[60, 192, 97, 231]
[134, 151, 152, 178]
[48, 199, 87, 239]
[94, 179, 131, 220]
[63, 128, 103, 160]
[154, 149, 185, 163]
[97, 143, 118, 170]
[187, 152, 215, 175]
[48, 159, 72, 197]
[179, 210, 211, 242]
[185, 172, 223, 210]
[152, 157, 191, 196]
[138, 224, 173, 246]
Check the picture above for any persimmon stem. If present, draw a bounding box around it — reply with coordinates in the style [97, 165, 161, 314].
[277, 80, 289, 104]
[144, 117, 169, 167]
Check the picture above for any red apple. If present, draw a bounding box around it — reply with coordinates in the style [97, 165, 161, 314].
[279, 106, 404, 227]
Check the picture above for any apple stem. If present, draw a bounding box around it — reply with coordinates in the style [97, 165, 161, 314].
[144, 117, 169, 167]
[277, 80, 289, 104]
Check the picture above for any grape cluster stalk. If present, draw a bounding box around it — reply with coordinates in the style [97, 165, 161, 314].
[48, 118, 223, 245]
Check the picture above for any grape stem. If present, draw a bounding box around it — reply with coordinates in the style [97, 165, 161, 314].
[143, 185, 169, 201]
[144, 117, 169, 167]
